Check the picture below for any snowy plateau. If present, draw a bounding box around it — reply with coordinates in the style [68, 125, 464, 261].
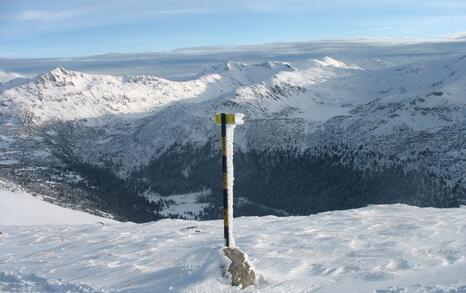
[1, 187, 466, 292]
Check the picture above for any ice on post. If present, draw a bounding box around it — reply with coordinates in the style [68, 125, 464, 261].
[225, 114, 243, 247]
[215, 113, 244, 247]
[215, 113, 256, 289]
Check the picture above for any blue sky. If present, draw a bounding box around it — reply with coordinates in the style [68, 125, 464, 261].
[1, 0, 466, 58]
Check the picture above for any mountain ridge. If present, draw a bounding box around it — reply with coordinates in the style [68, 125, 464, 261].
[0, 54, 465, 221]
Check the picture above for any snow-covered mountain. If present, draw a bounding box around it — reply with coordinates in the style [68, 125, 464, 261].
[0, 49, 465, 221]
[1, 203, 465, 292]
[0, 62, 294, 123]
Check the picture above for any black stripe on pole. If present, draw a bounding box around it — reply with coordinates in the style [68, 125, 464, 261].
[222, 154, 227, 173]
[221, 113, 229, 247]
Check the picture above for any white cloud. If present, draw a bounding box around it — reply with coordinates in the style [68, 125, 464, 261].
[17, 10, 81, 22]
[0, 70, 24, 83]
[450, 32, 466, 39]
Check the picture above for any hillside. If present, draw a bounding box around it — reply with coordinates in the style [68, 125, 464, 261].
[0, 185, 117, 225]
[1, 204, 465, 292]
[1, 42, 466, 221]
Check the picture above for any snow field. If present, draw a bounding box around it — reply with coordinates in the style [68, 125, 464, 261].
[0, 189, 117, 225]
[0, 204, 465, 292]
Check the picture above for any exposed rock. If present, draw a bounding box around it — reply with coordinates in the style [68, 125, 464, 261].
[223, 247, 256, 288]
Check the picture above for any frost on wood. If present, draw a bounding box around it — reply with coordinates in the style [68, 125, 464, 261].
[221, 114, 256, 289]
[224, 113, 244, 248]
[225, 123, 236, 247]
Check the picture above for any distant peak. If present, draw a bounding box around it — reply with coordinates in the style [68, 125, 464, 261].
[44, 66, 82, 80]
[35, 66, 79, 85]
[196, 61, 247, 77]
[199, 60, 296, 77]
[213, 61, 248, 72]
[257, 61, 297, 71]
[309, 57, 363, 70]
[50, 66, 70, 75]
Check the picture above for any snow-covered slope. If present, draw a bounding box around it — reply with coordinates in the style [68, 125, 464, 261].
[0, 204, 465, 292]
[46, 54, 466, 181]
[0, 188, 117, 225]
[0, 62, 294, 124]
[1, 50, 466, 220]
[0, 77, 31, 93]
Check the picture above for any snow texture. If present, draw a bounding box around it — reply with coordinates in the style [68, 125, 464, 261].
[0, 204, 465, 292]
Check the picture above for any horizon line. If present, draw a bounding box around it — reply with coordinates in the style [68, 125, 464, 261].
[2, 33, 466, 61]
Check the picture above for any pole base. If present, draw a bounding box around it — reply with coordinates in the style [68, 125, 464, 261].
[223, 247, 256, 289]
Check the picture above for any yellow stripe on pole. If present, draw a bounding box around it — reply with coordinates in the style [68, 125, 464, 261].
[224, 209, 229, 225]
[223, 173, 228, 189]
[215, 113, 236, 124]
[221, 137, 226, 155]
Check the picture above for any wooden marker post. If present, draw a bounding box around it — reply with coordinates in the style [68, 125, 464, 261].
[215, 113, 244, 247]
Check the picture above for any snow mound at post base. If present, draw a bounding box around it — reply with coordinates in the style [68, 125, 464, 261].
[223, 247, 257, 288]
[0, 204, 465, 292]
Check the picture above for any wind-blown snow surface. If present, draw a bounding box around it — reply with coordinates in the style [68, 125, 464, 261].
[0, 189, 116, 225]
[1, 204, 465, 292]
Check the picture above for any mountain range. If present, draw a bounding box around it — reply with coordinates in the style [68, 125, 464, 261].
[1, 49, 465, 221]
